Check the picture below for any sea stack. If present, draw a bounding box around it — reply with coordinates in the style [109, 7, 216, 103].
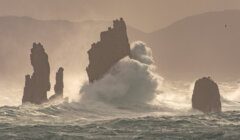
[192, 77, 222, 113]
[49, 67, 64, 101]
[22, 43, 51, 104]
[86, 18, 131, 83]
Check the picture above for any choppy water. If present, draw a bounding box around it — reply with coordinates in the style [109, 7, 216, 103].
[1, 79, 240, 140]
[1, 43, 240, 140]
[0, 96, 239, 140]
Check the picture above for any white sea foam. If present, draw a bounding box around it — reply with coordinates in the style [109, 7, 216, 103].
[80, 41, 163, 108]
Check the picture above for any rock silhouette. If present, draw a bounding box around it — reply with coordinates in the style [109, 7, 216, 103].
[86, 18, 131, 83]
[49, 67, 64, 101]
[192, 77, 222, 113]
[22, 43, 51, 104]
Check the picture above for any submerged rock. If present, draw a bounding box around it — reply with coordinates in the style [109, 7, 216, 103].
[22, 43, 50, 104]
[192, 77, 222, 113]
[49, 67, 64, 101]
[86, 18, 131, 83]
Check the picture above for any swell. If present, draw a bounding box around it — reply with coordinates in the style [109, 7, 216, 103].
[0, 110, 240, 140]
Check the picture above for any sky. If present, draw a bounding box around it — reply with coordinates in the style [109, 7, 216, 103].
[0, 0, 240, 32]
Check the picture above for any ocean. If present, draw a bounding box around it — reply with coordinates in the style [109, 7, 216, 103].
[1, 42, 240, 140]
[0, 98, 240, 140]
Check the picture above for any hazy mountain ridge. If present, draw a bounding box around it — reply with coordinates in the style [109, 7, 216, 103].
[0, 16, 146, 89]
[1, 10, 240, 88]
[147, 10, 240, 81]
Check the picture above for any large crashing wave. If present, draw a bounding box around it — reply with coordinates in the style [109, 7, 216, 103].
[80, 41, 163, 107]
[79, 41, 240, 112]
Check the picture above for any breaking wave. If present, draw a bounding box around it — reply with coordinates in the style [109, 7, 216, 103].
[77, 41, 240, 113]
[80, 41, 164, 110]
[0, 41, 240, 139]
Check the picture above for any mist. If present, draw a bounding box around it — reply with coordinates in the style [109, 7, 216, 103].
[1, 1, 240, 139]
[80, 42, 162, 108]
[1, 0, 240, 32]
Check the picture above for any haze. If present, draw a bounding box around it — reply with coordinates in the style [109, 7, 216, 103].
[1, 0, 240, 106]
[1, 0, 240, 32]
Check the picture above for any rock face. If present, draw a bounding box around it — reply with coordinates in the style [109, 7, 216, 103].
[86, 18, 131, 83]
[22, 43, 51, 104]
[49, 67, 64, 100]
[192, 77, 222, 113]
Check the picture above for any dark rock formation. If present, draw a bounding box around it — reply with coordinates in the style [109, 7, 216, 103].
[86, 18, 131, 83]
[22, 43, 51, 104]
[49, 67, 64, 101]
[192, 77, 222, 113]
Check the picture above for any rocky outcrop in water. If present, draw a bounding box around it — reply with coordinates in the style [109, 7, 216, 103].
[192, 77, 222, 113]
[22, 43, 51, 104]
[86, 18, 131, 83]
[49, 67, 64, 101]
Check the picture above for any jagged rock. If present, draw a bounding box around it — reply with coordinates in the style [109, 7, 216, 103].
[22, 75, 32, 103]
[22, 43, 50, 104]
[49, 67, 64, 101]
[86, 18, 131, 83]
[192, 77, 222, 113]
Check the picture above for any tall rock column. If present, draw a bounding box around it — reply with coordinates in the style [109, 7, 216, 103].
[49, 67, 64, 100]
[192, 77, 222, 113]
[22, 43, 51, 104]
[86, 18, 131, 83]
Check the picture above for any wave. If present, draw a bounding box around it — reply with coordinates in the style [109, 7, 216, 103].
[0, 41, 240, 129]
[80, 41, 163, 110]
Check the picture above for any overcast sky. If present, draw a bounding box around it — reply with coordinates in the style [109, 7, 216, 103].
[0, 0, 240, 32]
